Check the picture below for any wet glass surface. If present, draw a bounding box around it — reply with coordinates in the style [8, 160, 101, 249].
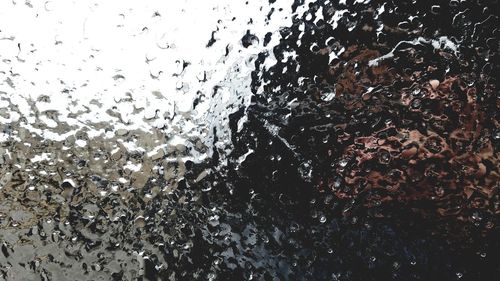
[0, 0, 499, 280]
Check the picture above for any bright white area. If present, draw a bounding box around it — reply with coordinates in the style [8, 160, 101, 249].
[0, 0, 313, 162]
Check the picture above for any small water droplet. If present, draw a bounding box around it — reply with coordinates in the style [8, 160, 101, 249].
[378, 149, 391, 164]
[431, 5, 441, 15]
[207, 272, 217, 281]
[411, 98, 422, 109]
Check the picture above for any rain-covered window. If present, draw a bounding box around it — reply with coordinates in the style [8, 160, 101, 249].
[0, 0, 498, 280]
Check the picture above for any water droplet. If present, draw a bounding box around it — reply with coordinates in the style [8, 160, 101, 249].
[207, 272, 217, 281]
[134, 216, 146, 227]
[378, 149, 391, 164]
[431, 5, 441, 15]
[241, 31, 259, 48]
[429, 79, 440, 89]
[410, 98, 422, 109]
[338, 159, 348, 167]
[310, 43, 320, 53]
